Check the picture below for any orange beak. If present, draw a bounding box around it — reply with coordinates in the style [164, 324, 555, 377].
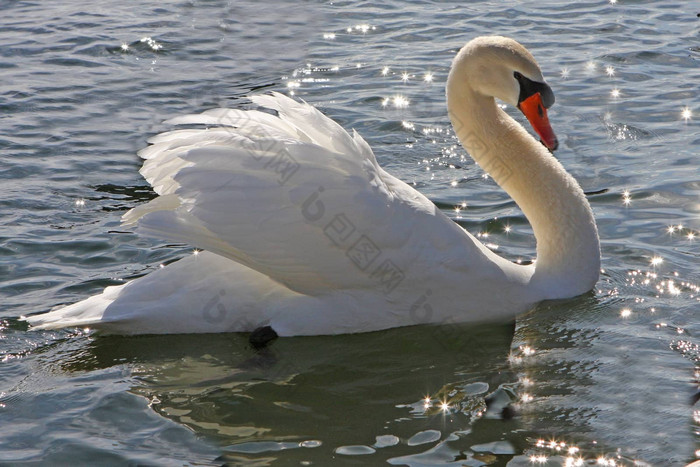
[518, 92, 558, 151]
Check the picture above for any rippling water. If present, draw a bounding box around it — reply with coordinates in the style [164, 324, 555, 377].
[1, 0, 699, 465]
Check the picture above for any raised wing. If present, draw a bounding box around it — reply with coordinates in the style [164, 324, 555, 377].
[124, 92, 477, 297]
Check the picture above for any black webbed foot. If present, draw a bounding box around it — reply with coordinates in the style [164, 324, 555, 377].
[249, 325, 278, 350]
[484, 387, 517, 420]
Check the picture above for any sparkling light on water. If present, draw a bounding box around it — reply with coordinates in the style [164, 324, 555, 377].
[395, 95, 410, 108]
[527, 438, 625, 467]
[510, 344, 538, 364]
[140, 36, 162, 51]
[664, 224, 698, 242]
[565, 457, 585, 467]
[622, 190, 631, 205]
[681, 106, 692, 121]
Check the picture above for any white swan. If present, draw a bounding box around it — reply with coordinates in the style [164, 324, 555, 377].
[25, 36, 600, 336]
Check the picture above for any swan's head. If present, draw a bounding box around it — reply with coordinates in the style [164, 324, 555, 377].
[449, 36, 558, 150]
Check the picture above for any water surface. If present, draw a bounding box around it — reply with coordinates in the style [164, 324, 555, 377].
[1, 0, 699, 465]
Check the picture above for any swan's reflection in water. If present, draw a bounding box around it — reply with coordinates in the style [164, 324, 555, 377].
[61, 322, 525, 464]
[41, 293, 696, 465]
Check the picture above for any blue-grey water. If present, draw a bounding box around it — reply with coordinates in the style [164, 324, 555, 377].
[1, 1, 699, 465]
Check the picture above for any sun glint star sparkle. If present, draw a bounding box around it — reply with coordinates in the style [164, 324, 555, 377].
[393, 95, 409, 108]
[681, 106, 692, 122]
[622, 190, 631, 205]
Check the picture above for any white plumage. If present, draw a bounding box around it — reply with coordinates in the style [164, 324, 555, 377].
[25, 37, 599, 336]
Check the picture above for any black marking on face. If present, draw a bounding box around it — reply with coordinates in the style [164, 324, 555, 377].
[514, 71, 555, 109]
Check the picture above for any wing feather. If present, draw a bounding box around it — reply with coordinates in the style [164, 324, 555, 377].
[124, 93, 468, 295]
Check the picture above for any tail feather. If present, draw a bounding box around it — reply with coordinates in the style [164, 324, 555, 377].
[23, 284, 125, 330]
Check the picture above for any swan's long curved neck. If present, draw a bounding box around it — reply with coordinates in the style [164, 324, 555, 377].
[447, 79, 600, 298]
